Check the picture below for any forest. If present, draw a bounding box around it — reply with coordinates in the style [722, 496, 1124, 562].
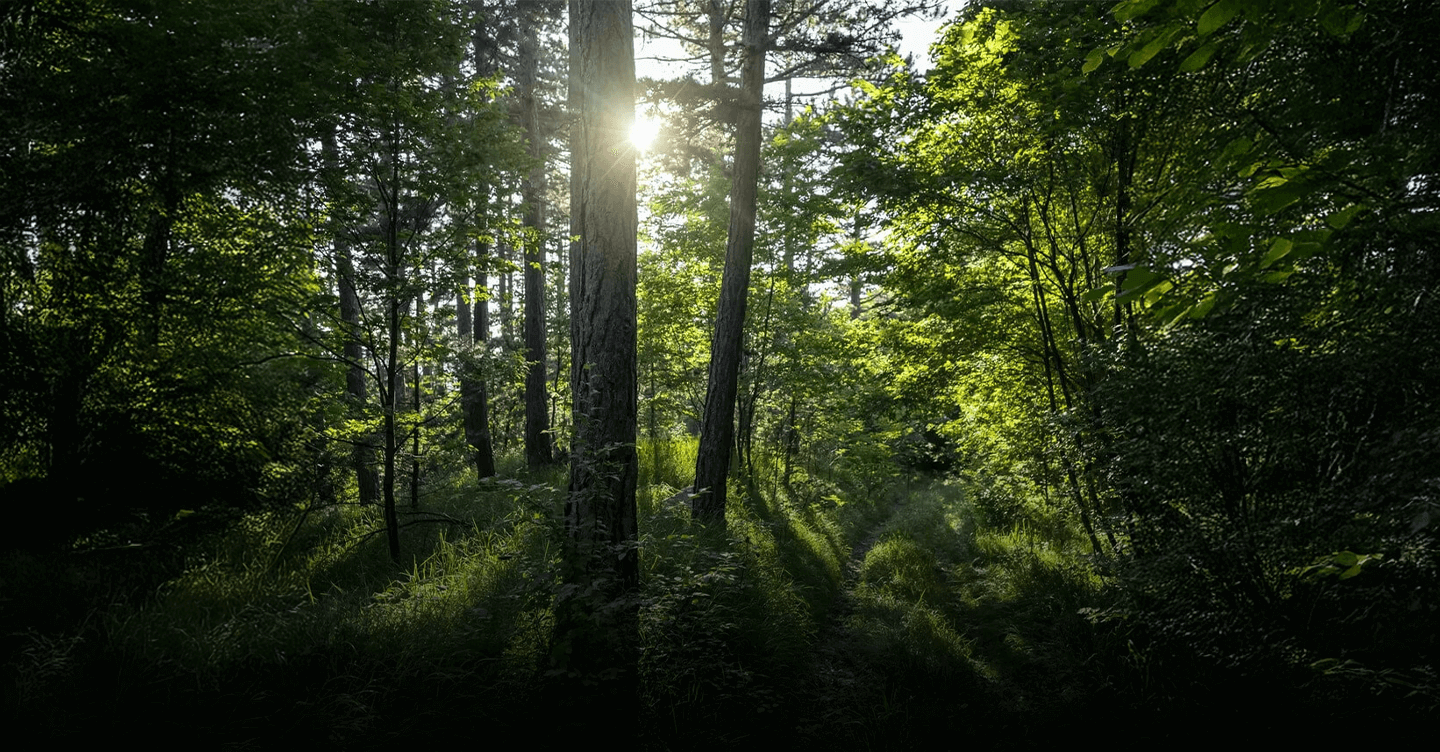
[2, 0, 1436, 746]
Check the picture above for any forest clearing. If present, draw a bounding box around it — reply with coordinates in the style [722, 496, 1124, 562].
[2, 0, 1436, 745]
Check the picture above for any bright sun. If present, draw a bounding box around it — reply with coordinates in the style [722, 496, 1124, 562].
[630, 114, 660, 152]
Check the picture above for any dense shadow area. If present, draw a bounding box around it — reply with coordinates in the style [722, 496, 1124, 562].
[5, 462, 1430, 749]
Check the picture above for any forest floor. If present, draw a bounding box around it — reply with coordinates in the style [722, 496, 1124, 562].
[12, 466, 1415, 748]
[778, 480, 1103, 750]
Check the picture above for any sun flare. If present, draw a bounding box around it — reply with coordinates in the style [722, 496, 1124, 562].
[630, 114, 661, 152]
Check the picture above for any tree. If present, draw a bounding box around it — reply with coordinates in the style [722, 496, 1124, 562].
[691, 0, 768, 526]
[0, 0, 343, 543]
[556, 0, 640, 716]
[832, 0, 1440, 698]
[322, 130, 382, 506]
[320, 0, 523, 559]
[638, 0, 936, 525]
[519, 5, 558, 469]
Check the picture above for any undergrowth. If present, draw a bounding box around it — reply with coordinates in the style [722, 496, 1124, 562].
[5, 439, 1118, 748]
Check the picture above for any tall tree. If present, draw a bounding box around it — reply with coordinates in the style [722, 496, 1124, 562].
[691, 0, 768, 525]
[558, 0, 640, 715]
[459, 237, 497, 479]
[519, 7, 556, 468]
[0, 0, 338, 538]
[323, 0, 522, 558]
[322, 130, 382, 506]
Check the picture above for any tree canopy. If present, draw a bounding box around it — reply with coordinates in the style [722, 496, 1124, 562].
[3, 0, 1436, 744]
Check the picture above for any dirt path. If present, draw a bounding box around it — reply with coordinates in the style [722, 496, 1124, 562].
[790, 494, 907, 744]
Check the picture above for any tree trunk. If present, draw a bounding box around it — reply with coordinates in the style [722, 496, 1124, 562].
[461, 242, 497, 479]
[521, 14, 555, 469]
[557, 0, 639, 725]
[410, 294, 423, 509]
[499, 238, 514, 347]
[692, 0, 768, 527]
[322, 130, 380, 506]
[381, 137, 403, 563]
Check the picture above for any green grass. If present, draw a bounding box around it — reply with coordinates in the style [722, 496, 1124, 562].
[6, 441, 1121, 747]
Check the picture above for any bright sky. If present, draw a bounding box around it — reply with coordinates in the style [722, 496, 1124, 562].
[633, 1, 967, 89]
[629, 1, 966, 149]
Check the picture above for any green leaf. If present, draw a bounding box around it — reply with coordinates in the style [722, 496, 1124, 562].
[1338, 564, 1363, 580]
[1143, 279, 1175, 305]
[1253, 181, 1307, 213]
[1321, 6, 1365, 37]
[1261, 237, 1293, 268]
[1179, 42, 1218, 72]
[1320, 8, 1347, 37]
[1345, 10, 1364, 34]
[1129, 35, 1167, 68]
[1333, 550, 1359, 567]
[1325, 204, 1364, 229]
[1113, 0, 1161, 23]
[1198, 0, 1240, 36]
[1083, 47, 1107, 74]
[1081, 285, 1113, 303]
[1289, 241, 1323, 260]
[1218, 137, 1253, 165]
[1118, 266, 1165, 299]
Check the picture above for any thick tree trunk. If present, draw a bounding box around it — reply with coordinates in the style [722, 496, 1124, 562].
[557, 0, 639, 725]
[521, 15, 555, 469]
[692, 0, 768, 527]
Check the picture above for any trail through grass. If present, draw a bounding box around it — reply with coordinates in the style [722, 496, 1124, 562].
[790, 477, 1107, 749]
[6, 445, 1113, 748]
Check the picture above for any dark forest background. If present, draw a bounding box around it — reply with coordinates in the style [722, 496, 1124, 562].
[2, 0, 1435, 746]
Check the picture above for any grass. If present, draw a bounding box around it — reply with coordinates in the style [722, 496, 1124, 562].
[5, 440, 1125, 748]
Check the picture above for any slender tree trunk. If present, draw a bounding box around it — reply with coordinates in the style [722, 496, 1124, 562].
[521, 14, 555, 468]
[410, 295, 422, 509]
[322, 130, 380, 506]
[462, 241, 497, 479]
[557, 0, 639, 726]
[380, 138, 403, 563]
[139, 175, 176, 348]
[383, 250, 402, 562]
[692, 0, 768, 527]
[1025, 234, 1103, 554]
[1112, 87, 1134, 334]
[499, 238, 515, 347]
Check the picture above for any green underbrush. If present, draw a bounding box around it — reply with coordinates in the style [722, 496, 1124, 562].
[10, 438, 1243, 747]
[5, 439, 912, 746]
[793, 476, 1108, 748]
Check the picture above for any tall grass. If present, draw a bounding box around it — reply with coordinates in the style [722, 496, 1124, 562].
[9, 439, 1113, 746]
[8, 461, 568, 743]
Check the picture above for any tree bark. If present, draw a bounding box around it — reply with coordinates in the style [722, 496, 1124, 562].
[322, 129, 380, 506]
[557, 0, 639, 724]
[410, 294, 423, 509]
[380, 131, 404, 563]
[692, 0, 768, 527]
[461, 242, 497, 479]
[521, 13, 555, 469]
